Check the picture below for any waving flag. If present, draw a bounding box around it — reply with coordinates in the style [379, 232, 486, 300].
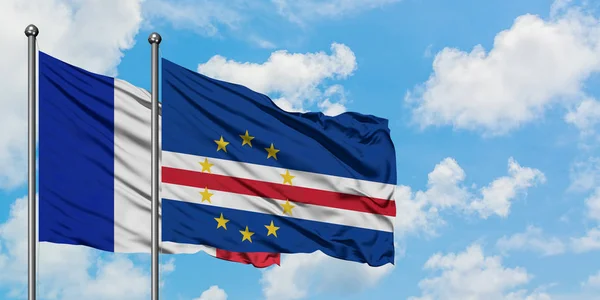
[38, 52, 279, 268]
[161, 59, 397, 266]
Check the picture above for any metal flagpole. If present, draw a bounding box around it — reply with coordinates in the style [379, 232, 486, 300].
[25, 24, 39, 300]
[148, 32, 162, 300]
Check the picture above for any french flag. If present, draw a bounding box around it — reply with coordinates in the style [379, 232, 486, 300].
[38, 52, 279, 268]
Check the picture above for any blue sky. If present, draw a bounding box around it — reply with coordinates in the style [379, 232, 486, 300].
[1, 0, 600, 299]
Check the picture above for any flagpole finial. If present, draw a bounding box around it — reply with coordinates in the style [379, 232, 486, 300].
[148, 32, 162, 44]
[24, 24, 39, 37]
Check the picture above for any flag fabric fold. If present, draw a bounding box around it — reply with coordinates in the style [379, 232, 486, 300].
[160, 58, 397, 267]
[38, 52, 279, 268]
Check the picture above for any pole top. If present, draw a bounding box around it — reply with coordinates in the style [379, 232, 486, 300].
[148, 32, 162, 45]
[24, 24, 39, 37]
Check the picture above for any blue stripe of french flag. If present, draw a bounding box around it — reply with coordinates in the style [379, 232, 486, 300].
[38, 51, 279, 268]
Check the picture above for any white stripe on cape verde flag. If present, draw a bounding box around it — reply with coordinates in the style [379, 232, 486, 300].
[162, 183, 395, 232]
[111, 78, 240, 255]
[162, 150, 396, 200]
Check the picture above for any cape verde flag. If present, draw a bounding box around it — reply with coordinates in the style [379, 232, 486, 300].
[161, 59, 397, 266]
[38, 52, 279, 268]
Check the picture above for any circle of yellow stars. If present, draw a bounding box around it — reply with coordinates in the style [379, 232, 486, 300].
[198, 130, 303, 243]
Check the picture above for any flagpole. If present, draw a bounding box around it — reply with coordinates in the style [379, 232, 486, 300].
[25, 24, 39, 300]
[148, 32, 162, 300]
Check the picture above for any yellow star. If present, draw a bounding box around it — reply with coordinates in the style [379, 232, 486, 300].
[214, 213, 229, 230]
[265, 221, 280, 237]
[214, 136, 230, 152]
[240, 226, 254, 242]
[199, 158, 213, 173]
[280, 200, 295, 216]
[239, 130, 255, 147]
[199, 187, 213, 203]
[265, 143, 280, 160]
[280, 170, 295, 185]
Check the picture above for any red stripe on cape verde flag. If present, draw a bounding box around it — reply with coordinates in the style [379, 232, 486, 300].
[162, 167, 395, 217]
[162, 151, 396, 201]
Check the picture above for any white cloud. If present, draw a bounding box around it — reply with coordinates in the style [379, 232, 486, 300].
[396, 157, 545, 237]
[418, 157, 471, 209]
[409, 244, 549, 300]
[550, 0, 574, 17]
[585, 188, 600, 221]
[194, 285, 228, 300]
[248, 35, 277, 49]
[569, 156, 600, 192]
[468, 158, 546, 219]
[272, 0, 400, 25]
[582, 270, 600, 289]
[159, 257, 176, 288]
[0, 0, 143, 188]
[318, 99, 347, 116]
[571, 228, 600, 253]
[423, 44, 434, 58]
[570, 187, 600, 253]
[504, 290, 553, 300]
[406, 5, 600, 135]
[317, 85, 348, 116]
[565, 98, 600, 137]
[0, 196, 153, 299]
[394, 157, 468, 237]
[393, 185, 445, 237]
[198, 43, 357, 113]
[260, 252, 393, 300]
[160, 257, 176, 273]
[496, 226, 566, 256]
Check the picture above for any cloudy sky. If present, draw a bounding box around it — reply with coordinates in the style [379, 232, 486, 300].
[1, 0, 600, 299]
